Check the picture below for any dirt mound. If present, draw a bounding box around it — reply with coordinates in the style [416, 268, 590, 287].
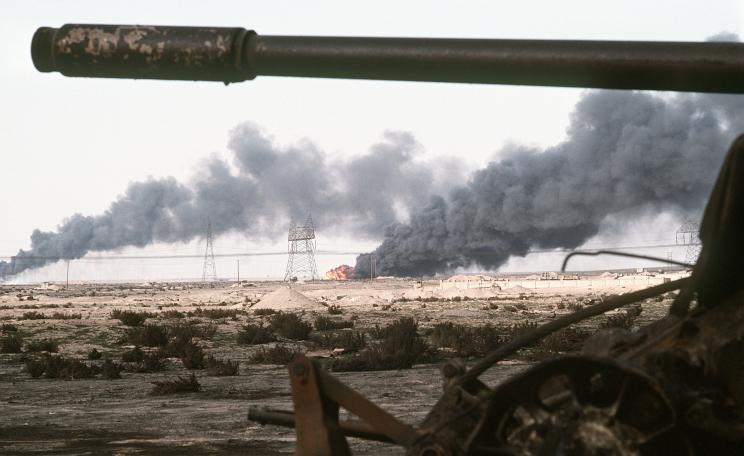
[252, 286, 326, 311]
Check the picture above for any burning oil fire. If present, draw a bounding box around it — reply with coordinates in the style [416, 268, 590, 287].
[324, 265, 354, 280]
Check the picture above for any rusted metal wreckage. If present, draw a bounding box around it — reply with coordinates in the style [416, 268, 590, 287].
[32, 24, 744, 455]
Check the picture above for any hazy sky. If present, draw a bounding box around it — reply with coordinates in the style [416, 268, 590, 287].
[1, 1, 742, 281]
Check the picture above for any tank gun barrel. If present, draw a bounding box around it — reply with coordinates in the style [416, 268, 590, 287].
[32, 24, 744, 93]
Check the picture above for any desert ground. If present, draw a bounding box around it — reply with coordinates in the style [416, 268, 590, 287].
[0, 273, 683, 455]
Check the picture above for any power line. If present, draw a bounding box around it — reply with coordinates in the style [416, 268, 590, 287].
[0, 242, 696, 262]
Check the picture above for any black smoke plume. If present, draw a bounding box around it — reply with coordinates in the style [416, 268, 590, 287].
[0, 125, 455, 277]
[354, 90, 744, 277]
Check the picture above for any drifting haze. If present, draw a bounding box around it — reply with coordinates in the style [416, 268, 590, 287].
[354, 89, 744, 277]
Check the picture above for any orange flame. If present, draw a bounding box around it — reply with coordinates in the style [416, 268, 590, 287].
[324, 264, 354, 280]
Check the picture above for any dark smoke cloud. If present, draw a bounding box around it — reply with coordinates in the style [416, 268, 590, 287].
[354, 90, 744, 277]
[0, 125, 455, 276]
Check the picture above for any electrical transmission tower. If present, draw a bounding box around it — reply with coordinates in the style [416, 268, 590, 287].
[284, 214, 319, 281]
[676, 219, 702, 265]
[202, 218, 217, 282]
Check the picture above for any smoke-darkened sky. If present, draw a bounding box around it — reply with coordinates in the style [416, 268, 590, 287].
[2, 1, 743, 281]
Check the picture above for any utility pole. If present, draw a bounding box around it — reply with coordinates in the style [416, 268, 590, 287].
[65, 260, 70, 290]
[370, 254, 376, 280]
[237, 260, 240, 284]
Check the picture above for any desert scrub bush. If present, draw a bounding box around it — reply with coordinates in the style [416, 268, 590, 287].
[125, 351, 166, 373]
[601, 309, 640, 330]
[101, 359, 124, 379]
[236, 324, 276, 345]
[253, 308, 276, 317]
[50, 312, 82, 320]
[163, 333, 204, 369]
[327, 305, 343, 315]
[25, 338, 60, 353]
[159, 310, 185, 319]
[312, 331, 366, 350]
[166, 321, 217, 340]
[368, 317, 417, 340]
[249, 345, 300, 365]
[538, 327, 591, 355]
[314, 316, 354, 331]
[205, 356, 239, 376]
[87, 348, 103, 360]
[0, 323, 18, 332]
[567, 302, 584, 312]
[150, 373, 201, 395]
[503, 305, 518, 313]
[507, 321, 539, 338]
[187, 308, 247, 320]
[332, 318, 430, 372]
[111, 309, 152, 326]
[0, 333, 23, 353]
[25, 354, 98, 379]
[515, 303, 528, 311]
[20, 311, 46, 320]
[270, 312, 312, 340]
[430, 323, 505, 358]
[126, 324, 168, 347]
[121, 346, 145, 363]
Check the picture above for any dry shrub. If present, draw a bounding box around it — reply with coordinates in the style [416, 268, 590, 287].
[111, 310, 152, 326]
[253, 308, 276, 317]
[150, 373, 201, 395]
[270, 312, 312, 340]
[87, 348, 102, 360]
[539, 327, 591, 354]
[125, 351, 166, 373]
[503, 305, 518, 313]
[515, 303, 528, 311]
[249, 345, 300, 365]
[187, 308, 246, 320]
[121, 346, 145, 362]
[159, 310, 185, 319]
[327, 305, 343, 315]
[332, 318, 430, 372]
[236, 324, 276, 345]
[50, 312, 82, 320]
[205, 356, 239, 376]
[25, 357, 46, 378]
[25, 355, 98, 379]
[162, 333, 204, 369]
[1, 323, 18, 332]
[601, 307, 641, 330]
[567, 302, 584, 312]
[0, 333, 23, 353]
[167, 322, 217, 340]
[101, 359, 124, 379]
[25, 338, 60, 353]
[126, 324, 168, 347]
[20, 311, 46, 320]
[430, 323, 505, 358]
[312, 331, 366, 350]
[507, 321, 539, 338]
[314, 316, 354, 331]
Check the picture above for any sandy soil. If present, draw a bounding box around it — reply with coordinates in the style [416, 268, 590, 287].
[0, 277, 676, 455]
